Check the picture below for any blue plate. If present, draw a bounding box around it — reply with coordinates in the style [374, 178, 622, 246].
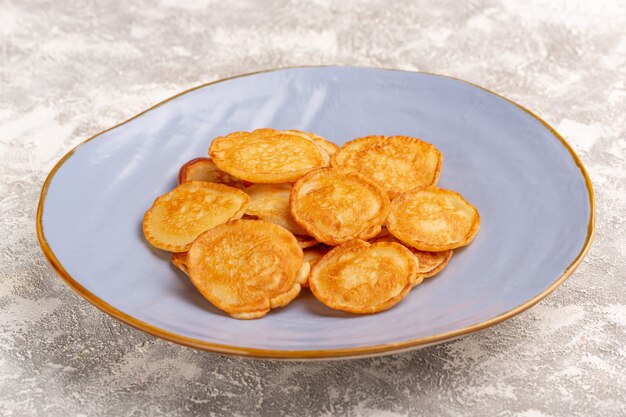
[37, 67, 594, 359]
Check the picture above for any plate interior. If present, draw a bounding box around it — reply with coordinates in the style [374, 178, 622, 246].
[40, 67, 591, 353]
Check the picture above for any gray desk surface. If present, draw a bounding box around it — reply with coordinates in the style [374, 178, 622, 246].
[1, 1, 624, 415]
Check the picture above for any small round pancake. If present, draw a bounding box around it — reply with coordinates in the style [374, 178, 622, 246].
[309, 240, 416, 314]
[331, 135, 442, 198]
[178, 157, 246, 189]
[300, 246, 331, 287]
[244, 184, 309, 236]
[171, 252, 188, 275]
[209, 128, 333, 183]
[290, 167, 390, 245]
[371, 235, 452, 284]
[187, 220, 303, 319]
[143, 181, 249, 252]
[387, 186, 480, 251]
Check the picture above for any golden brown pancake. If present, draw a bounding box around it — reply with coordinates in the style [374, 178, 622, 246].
[387, 186, 480, 251]
[209, 128, 334, 183]
[143, 181, 249, 252]
[331, 135, 442, 198]
[308, 239, 416, 314]
[187, 219, 303, 319]
[290, 167, 390, 245]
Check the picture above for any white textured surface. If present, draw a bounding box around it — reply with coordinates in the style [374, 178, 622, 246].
[0, 1, 624, 416]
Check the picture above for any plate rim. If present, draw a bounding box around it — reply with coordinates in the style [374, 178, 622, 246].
[36, 65, 595, 360]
